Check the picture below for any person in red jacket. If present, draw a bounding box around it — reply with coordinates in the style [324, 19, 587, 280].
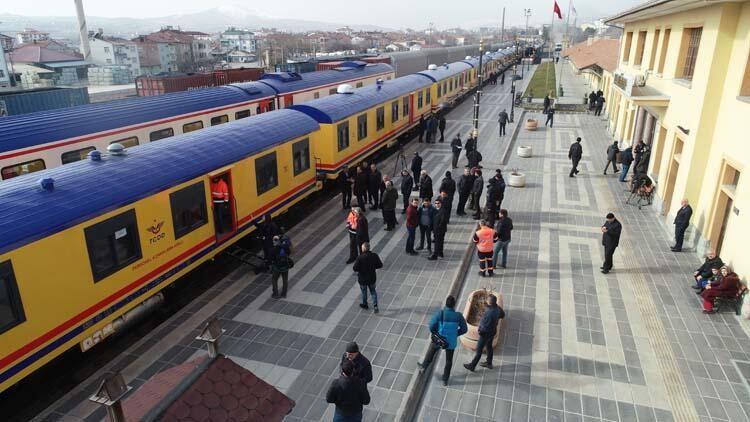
[700, 266, 741, 314]
[405, 197, 419, 255]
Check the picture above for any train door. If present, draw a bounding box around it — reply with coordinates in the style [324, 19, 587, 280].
[210, 171, 237, 243]
[408, 93, 415, 125]
[283, 94, 294, 108]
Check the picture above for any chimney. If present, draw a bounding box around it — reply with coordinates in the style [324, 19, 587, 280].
[74, 0, 91, 60]
[587, 36, 594, 47]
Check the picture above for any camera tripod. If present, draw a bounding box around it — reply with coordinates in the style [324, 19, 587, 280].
[392, 143, 407, 178]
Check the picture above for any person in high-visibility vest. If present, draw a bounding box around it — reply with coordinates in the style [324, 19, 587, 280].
[211, 176, 230, 234]
[472, 220, 498, 277]
[346, 208, 360, 264]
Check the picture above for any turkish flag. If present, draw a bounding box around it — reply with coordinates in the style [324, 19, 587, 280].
[553, 1, 563, 19]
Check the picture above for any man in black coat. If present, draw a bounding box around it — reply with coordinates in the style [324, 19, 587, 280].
[632, 140, 645, 176]
[545, 106, 555, 127]
[588, 91, 597, 111]
[634, 146, 651, 176]
[568, 137, 583, 177]
[340, 342, 373, 384]
[500, 71, 505, 85]
[439, 171, 457, 200]
[594, 95, 605, 116]
[464, 134, 476, 154]
[467, 149, 483, 169]
[619, 146, 633, 182]
[254, 213, 280, 268]
[450, 134, 463, 169]
[438, 116, 446, 142]
[418, 115, 425, 142]
[603, 141, 619, 175]
[543, 95, 551, 114]
[419, 170, 433, 200]
[485, 170, 506, 227]
[498, 109, 509, 136]
[456, 167, 473, 216]
[327, 359, 370, 422]
[471, 169, 484, 220]
[367, 163, 382, 210]
[429, 199, 448, 260]
[354, 166, 369, 209]
[464, 294, 505, 371]
[353, 242, 383, 313]
[600, 213, 622, 274]
[411, 152, 423, 190]
[338, 165, 353, 209]
[438, 190, 453, 225]
[399, 170, 413, 213]
[356, 211, 369, 256]
[672, 199, 693, 252]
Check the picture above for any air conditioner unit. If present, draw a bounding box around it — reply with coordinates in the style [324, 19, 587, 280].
[634, 74, 646, 87]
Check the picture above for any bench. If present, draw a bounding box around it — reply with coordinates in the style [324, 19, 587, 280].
[713, 287, 749, 315]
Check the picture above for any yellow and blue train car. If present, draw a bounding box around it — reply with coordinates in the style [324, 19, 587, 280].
[291, 75, 433, 178]
[418, 62, 475, 112]
[0, 109, 323, 393]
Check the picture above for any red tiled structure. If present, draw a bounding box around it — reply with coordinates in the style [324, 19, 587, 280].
[120, 354, 295, 421]
[561, 38, 621, 73]
[9, 45, 83, 64]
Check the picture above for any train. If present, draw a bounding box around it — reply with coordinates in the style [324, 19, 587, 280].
[0, 62, 394, 182]
[0, 48, 519, 394]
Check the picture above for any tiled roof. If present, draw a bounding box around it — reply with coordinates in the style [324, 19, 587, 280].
[122, 355, 295, 421]
[9, 44, 83, 63]
[562, 38, 621, 73]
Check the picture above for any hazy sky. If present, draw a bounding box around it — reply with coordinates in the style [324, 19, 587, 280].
[2, 0, 644, 28]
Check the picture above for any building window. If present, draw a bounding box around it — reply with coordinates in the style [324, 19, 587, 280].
[739, 52, 750, 97]
[292, 138, 310, 176]
[211, 115, 229, 126]
[235, 110, 251, 120]
[391, 101, 399, 123]
[150, 128, 174, 141]
[84, 209, 142, 282]
[417, 91, 423, 108]
[255, 152, 278, 195]
[170, 182, 207, 239]
[337, 122, 350, 151]
[658, 28, 671, 74]
[649, 29, 660, 71]
[376, 107, 385, 131]
[0, 261, 25, 335]
[623, 32, 633, 63]
[182, 121, 204, 133]
[678, 27, 702, 81]
[634, 31, 647, 66]
[61, 147, 96, 164]
[111, 137, 139, 148]
[403, 96, 409, 117]
[357, 114, 368, 140]
[1, 159, 46, 180]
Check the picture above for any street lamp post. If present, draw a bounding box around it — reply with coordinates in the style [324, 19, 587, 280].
[510, 64, 517, 123]
[472, 39, 485, 140]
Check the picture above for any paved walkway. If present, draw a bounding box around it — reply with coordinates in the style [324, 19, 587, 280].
[416, 109, 750, 421]
[31, 76, 529, 422]
[555, 57, 589, 106]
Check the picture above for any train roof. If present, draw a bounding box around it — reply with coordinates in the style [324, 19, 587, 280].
[288, 74, 432, 124]
[416, 61, 473, 82]
[0, 84, 277, 154]
[254, 63, 393, 94]
[0, 109, 319, 255]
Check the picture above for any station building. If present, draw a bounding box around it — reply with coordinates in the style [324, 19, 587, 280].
[604, 0, 750, 275]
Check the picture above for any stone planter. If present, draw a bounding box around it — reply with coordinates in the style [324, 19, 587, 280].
[525, 119, 538, 131]
[517, 145, 532, 158]
[508, 172, 526, 187]
[460, 289, 504, 352]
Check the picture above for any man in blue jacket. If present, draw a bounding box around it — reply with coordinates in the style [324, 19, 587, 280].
[464, 294, 505, 372]
[418, 296, 468, 386]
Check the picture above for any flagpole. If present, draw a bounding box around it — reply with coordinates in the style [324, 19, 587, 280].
[546, 9, 555, 99]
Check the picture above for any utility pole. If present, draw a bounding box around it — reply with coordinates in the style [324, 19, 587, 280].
[500, 8, 505, 43]
[510, 63, 517, 123]
[472, 39, 485, 140]
[524, 9, 532, 53]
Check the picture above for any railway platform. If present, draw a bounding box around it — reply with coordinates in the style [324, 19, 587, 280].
[31, 65, 750, 422]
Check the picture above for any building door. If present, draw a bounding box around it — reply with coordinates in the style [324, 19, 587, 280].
[661, 136, 683, 215]
[210, 171, 237, 243]
[714, 195, 733, 255]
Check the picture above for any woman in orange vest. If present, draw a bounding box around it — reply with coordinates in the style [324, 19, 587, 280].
[472, 220, 498, 277]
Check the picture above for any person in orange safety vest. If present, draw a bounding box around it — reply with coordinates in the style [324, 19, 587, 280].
[472, 220, 498, 277]
[211, 177, 230, 234]
[346, 208, 360, 264]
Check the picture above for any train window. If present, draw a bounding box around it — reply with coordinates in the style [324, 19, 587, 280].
[357, 114, 368, 141]
[1, 159, 46, 180]
[210, 115, 229, 126]
[337, 122, 350, 151]
[442, 82, 447, 95]
[425, 89, 431, 105]
[292, 138, 310, 176]
[403, 97, 409, 117]
[314, 92, 320, 99]
[356, 82, 363, 88]
[61, 147, 96, 165]
[0, 261, 26, 335]
[84, 209, 142, 282]
[182, 121, 204, 133]
[235, 110, 251, 120]
[391, 101, 399, 123]
[387, 76, 392, 80]
[170, 182, 208, 239]
[437, 84, 442, 98]
[376, 107, 385, 131]
[150, 128, 174, 142]
[255, 152, 278, 195]
[417, 91, 423, 109]
[256, 106, 262, 114]
[267, 101, 276, 111]
[329, 88, 337, 95]
[111, 137, 139, 148]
